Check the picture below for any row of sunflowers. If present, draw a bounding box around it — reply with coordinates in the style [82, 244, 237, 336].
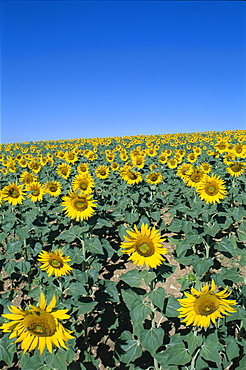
[0, 129, 245, 370]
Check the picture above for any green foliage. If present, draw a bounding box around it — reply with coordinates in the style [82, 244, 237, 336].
[0, 130, 245, 369]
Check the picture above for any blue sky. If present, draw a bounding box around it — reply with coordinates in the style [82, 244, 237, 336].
[1, 1, 245, 144]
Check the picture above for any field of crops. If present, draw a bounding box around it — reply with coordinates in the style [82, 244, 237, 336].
[0, 129, 245, 370]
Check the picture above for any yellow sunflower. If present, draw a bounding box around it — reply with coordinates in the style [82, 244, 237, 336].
[196, 174, 227, 204]
[56, 163, 71, 179]
[95, 165, 110, 179]
[72, 173, 94, 194]
[200, 162, 212, 174]
[131, 155, 145, 168]
[226, 162, 245, 177]
[77, 162, 89, 174]
[64, 151, 78, 164]
[44, 181, 62, 197]
[177, 163, 194, 180]
[146, 171, 162, 185]
[61, 191, 97, 221]
[177, 279, 237, 328]
[37, 249, 72, 277]
[187, 152, 198, 164]
[0, 292, 74, 354]
[167, 158, 178, 169]
[110, 162, 120, 171]
[26, 181, 45, 202]
[28, 161, 42, 174]
[121, 168, 143, 185]
[184, 168, 205, 188]
[120, 223, 167, 268]
[2, 182, 25, 206]
[19, 171, 38, 184]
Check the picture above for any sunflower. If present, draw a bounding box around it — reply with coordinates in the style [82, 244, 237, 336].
[28, 161, 42, 174]
[167, 158, 178, 169]
[1, 167, 8, 175]
[2, 182, 25, 205]
[196, 174, 227, 204]
[223, 153, 236, 165]
[64, 151, 78, 164]
[110, 162, 120, 171]
[19, 171, 38, 184]
[26, 182, 45, 202]
[214, 140, 228, 154]
[226, 162, 246, 177]
[18, 158, 28, 168]
[56, 163, 71, 179]
[72, 173, 94, 194]
[0, 292, 74, 354]
[37, 249, 72, 277]
[120, 223, 167, 268]
[44, 181, 62, 197]
[177, 163, 194, 180]
[149, 163, 158, 170]
[61, 191, 97, 221]
[77, 162, 89, 174]
[233, 143, 246, 158]
[121, 168, 143, 185]
[177, 279, 237, 328]
[131, 155, 145, 168]
[184, 168, 205, 188]
[95, 165, 110, 179]
[200, 162, 212, 174]
[187, 152, 198, 163]
[146, 171, 162, 185]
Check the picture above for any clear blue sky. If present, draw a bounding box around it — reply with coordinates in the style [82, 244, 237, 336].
[1, 1, 245, 144]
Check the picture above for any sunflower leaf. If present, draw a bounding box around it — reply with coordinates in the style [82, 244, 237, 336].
[148, 286, 166, 310]
[117, 331, 142, 363]
[200, 338, 221, 363]
[139, 327, 164, 355]
[120, 269, 143, 287]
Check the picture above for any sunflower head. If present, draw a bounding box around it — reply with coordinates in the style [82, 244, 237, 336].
[0, 292, 74, 355]
[121, 223, 167, 269]
[177, 279, 237, 328]
[38, 249, 72, 277]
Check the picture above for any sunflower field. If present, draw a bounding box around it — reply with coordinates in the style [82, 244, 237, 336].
[0, 129, 245, 370]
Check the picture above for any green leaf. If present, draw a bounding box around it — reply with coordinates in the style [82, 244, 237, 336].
[16, 226, 29, 242]
[166, 342, 191, 365]
[21, 355, 49, 370]
[78, 301, 97, 315]
[120, 269, 143, 288]
[148, 287, 166, 310]
[130, 299, 152, 325]
[200, 338, 221, 363]
[203, 223, 221, 237]
[87, 237, 104, 254]
[221, 267, 244, 284]
[139, 327, 164, 355]
[185, 332, 202, 355]
[121, 289, 142, 311]
[119, 331, 142, 363]
[192, 256, 213, 275]
[95, 218, 112, 228]
[164, 296, 180, 317]
[214, 237, 236, 256]
[125, 211, 139, 224]
[46, 348, 68, 370]
[225, 336, 240, 361]
[140, 269, 156, 286]
[0, 334, 15, 366]
[68, 282, 87, 296]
